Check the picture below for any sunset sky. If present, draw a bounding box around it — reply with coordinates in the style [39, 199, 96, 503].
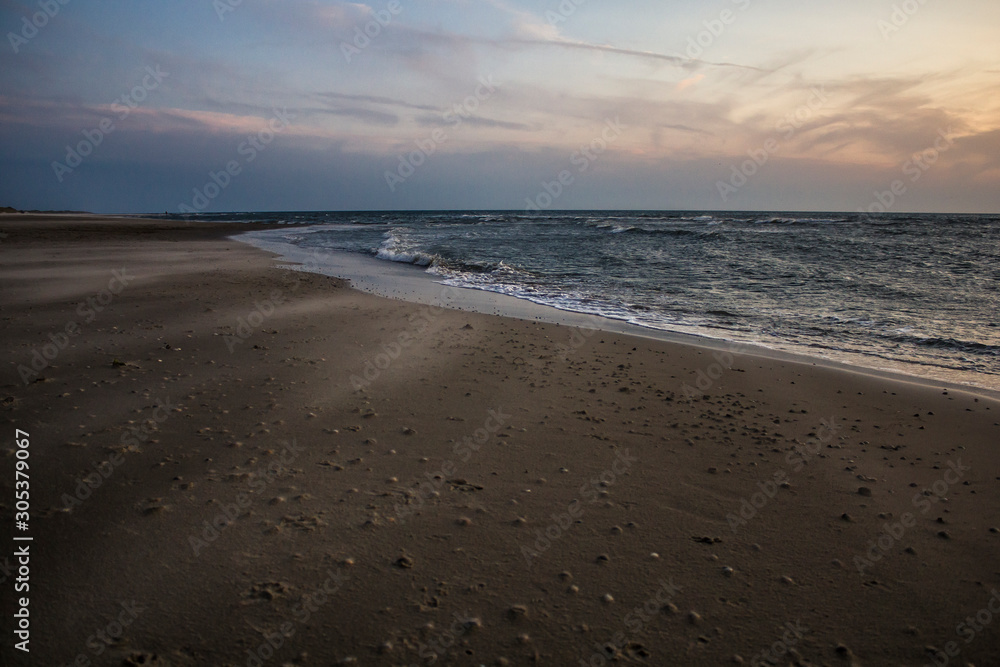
[2, 0, 998, 213]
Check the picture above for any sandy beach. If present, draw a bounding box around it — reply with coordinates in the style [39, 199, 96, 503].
[2, 215, 999, 666]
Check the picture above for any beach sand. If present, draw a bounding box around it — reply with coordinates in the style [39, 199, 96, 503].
[1, 215, 998, 666]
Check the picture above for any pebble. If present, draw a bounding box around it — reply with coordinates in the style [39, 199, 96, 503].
[780, 576, 795, 585]
[858, 486, 873, 497]
[722, 566, 735, 577]
[688, 611, 702, 624]
[602, 593, 614, 604]
[596, 554, 610, 564]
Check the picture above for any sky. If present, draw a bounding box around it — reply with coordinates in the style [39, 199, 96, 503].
[1, 0, 998, 214]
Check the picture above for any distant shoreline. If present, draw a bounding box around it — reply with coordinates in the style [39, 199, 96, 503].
[1, 206, 92, 214]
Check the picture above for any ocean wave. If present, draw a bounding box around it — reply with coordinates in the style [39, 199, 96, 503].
[881, 333, 1000, 356]
[592, 222, 637, 233]
[375, 231, 438, 267]
[626, 227, 714, 238]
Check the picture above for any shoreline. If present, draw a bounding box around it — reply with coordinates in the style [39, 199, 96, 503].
[2, 215, 999, 666]
[236, 225, 1000, 402]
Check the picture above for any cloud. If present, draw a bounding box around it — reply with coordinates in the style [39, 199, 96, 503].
[314, 91, 439, 113]
[505, 37, 768, 73]
[253, 0, 374, 32]
[446, 115, 535, 131]
[676, 74, 705, 92]
[308, 105, 399, 126]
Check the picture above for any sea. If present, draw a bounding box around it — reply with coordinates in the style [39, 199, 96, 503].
[168, 210, 1000, 393]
